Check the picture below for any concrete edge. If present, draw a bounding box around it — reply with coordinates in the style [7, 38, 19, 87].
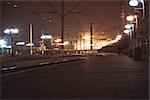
[0, 57, 86, 75]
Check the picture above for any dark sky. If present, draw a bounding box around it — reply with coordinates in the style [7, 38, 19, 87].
[1, 0, 122, 43]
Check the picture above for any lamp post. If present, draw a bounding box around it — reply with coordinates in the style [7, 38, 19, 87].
[129, 0, 139, 7]
[29, 24, 33, 55]
[128, 0, 145, 60]
[129, 0, 145, 19]
[4, 28, 19, 57]
[126, 15, 138, 39]
[90, 22, 93, 51]
[40, 35, 52, 40]
[124, 24, 134, 39]
[126, 15, 138, 29]
[124, 24, 135, 57]
[124, 29, 131, 34]
[126, 14, 142, 60]
[26, 43, 34, 55]
[126, 15, 137, 56]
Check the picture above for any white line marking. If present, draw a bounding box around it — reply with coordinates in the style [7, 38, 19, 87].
[63, 59, 68, 62]
[9, 67, 17, 69]
[2, 68, 9, 70]
[54, 61, 59, 63]
[2, 66, 17, 70]
[40, 62, 50, 65]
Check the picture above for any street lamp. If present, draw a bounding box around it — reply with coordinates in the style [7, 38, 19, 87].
[124, 23, 135, 57]
[124, 24, 132, 29]
[4, 28, 19, 34]
[126, 15, 135, 22]
[129, 0, 145, 19]
[124, 24, 134, 38]
[129, 0, 139, 7]
[26, 43, 34, 47]
[123, 29, 131, 34]
[40, 35, 52, 40]
[126, 15, 138, 31]
[128, 0, 145, 60]
[126, 15, 138, 39]
[16, 42, 25, 46]
[40, 34, 52, 55]
[4, 28, 19, 57]
[16, 42, 25, 54]
[126, 15, 140, 58]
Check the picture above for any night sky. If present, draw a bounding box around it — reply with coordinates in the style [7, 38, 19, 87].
[1, 0, 122, 44]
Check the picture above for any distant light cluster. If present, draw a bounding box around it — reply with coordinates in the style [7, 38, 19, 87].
[75, 34, 122, 50]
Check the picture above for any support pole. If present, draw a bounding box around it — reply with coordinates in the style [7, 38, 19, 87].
[90, 22, 93, 50]
[29, 24, 33, 55]
[11, 33, 14, 57]
[61, 0, 64, 55]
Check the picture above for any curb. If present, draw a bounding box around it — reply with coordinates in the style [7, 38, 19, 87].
[1, 57, 86, 75]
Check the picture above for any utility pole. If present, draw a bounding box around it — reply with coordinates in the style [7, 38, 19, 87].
[90, 22, 93, 50]
[32, 0, 81, 55]
[76, 35, 78, 52]
[29, 24, 33, 55]
[61, 0, 64, 55]
[11, 32, 14, 57]
[78, 13, 94, 51]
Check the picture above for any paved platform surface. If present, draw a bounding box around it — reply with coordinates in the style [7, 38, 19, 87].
[1, 53, 149, 100]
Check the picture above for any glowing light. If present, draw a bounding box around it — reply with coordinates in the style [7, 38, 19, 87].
[83, 35, 90, 39]
[16, 42, 25, 46]
[4, 28, 19, 34]
[7, 45, 12, 49]
[54, 39, 62, 43]
[40, 35, 52, 39]
[49, 20, 52, 23]
[4, 29, 10, 33]
[124, 30, 131, 34]
[63, 41, 69, 45]
[124, 24, 132, 29]
[74, 32, 122, 50]
[126, 15, 135, 22]
[116, 35, 122, 40]
[129, 0, 139, 7]
[26, 43, 34, 46]
[14, 4, 18, 8]
[0, 39, 7, 48]
[11, 28, 19, 33]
